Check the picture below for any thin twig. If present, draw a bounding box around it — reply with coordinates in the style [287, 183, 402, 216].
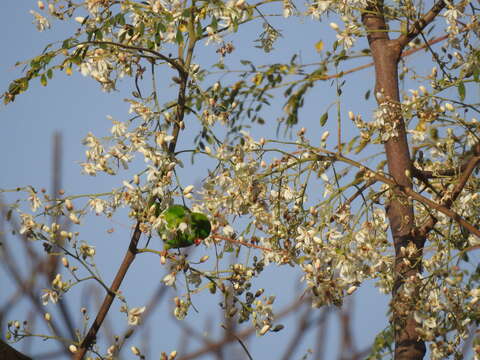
[221, 324, 253, 360]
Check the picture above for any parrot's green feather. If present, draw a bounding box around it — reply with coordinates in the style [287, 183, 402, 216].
[158, 205, 211, 250]
[191, 212, 212, 240]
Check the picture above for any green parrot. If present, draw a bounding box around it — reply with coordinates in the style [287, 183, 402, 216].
[158, 204, 211, 250]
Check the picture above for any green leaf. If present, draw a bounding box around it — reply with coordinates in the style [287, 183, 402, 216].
[95, 29, 103, 40]
[137, 22, 145, 35]
[320, 112, 328, 126]
[354, 139, 368, 154]
[40, 74, 47, 87]
[211, 16, 218, 31]
[156, 22, 166, 33]
[473, 67, 479, 83]
[176, 28, 184, 44]
[116, 13, 125, 26]
[196, 21, 203, 37]
[457, 81, 466, 101]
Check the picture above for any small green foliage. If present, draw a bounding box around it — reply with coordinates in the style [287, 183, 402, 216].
[365, 327, 394, 360]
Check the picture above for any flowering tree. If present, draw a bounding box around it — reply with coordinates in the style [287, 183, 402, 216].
[2, 0, 480, 359]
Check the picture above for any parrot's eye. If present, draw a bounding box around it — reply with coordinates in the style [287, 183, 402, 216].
[194, 238, 202, 246]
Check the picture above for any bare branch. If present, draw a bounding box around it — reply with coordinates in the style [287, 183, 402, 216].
[73, 222, 142, 359]
[0, 339, 32, 360]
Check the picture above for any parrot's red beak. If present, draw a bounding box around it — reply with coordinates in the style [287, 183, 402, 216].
[194, 238, 202, 246]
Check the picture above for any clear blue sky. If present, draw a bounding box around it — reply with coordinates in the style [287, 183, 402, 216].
[0, 2, 393, 359]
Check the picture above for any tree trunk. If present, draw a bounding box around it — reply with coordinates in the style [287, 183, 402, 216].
[362, 3, 426, 359]
[0, 340, 32, 360]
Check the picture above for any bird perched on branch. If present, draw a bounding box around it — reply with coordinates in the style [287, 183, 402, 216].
[158, 204, 211, 250]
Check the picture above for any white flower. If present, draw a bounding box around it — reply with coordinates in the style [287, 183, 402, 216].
[183, 185, 194, 195]
[223, 225, 234, 236]
[79, 242, 96, 258]
[41, 289, 59, 305]
[283, 0, 294, 18]
[259, 324, 270, 335]
[111, 120, 127, 137]
[282, 186, 294, 200]
[128, 306, 146, 326]
[88, 198, 106, 215]
[69, 212, 81, 225]
[329, 22, 339, 31]
[424, 317, 436, 329]
[162, 272, 176, 286]
[28, 189, 42, 211]
[444, 103, 455, 112]
[30, 10, 50, 31]
[205, 26, 222, 45]
[407, 129, 425, 142]
[309, 1, 331, 19]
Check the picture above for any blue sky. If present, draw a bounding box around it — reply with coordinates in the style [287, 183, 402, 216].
[0, 2, 394, 359]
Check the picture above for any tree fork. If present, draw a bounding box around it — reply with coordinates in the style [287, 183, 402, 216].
[363, 3, 426, 359]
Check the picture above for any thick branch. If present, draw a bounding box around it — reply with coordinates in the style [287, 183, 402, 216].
[0, 340, 32, 360]
[363, 1, 423, 358]
[73, 223, 142, 359]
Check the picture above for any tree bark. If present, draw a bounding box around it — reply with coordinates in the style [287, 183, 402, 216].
[0, 340, 32, 360]
[362, 2, 426, 359]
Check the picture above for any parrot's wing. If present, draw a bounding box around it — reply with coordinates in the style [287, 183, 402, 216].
[191, 212, 212, 240]
[161, 205, 190, 229]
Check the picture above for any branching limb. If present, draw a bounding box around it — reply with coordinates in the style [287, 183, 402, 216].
[77, 41, 187, 76]
[397, 1, 447, 48]
[0, 339, 33, 360]
[417, 144, 480, 238]
[168, 2, 197, 153]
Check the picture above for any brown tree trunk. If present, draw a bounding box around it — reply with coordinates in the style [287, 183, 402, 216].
[0, 340, 32, 360]
[362, 3, 426, 359]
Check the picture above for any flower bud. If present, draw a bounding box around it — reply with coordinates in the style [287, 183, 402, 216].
[445, 103, 454, 112]
[69, 213, 80, 225]
[329, 22, 339, 31]
[65, 199, 74, 211]
[259, 324, 271, 335]
[62, 257, 69, 267]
